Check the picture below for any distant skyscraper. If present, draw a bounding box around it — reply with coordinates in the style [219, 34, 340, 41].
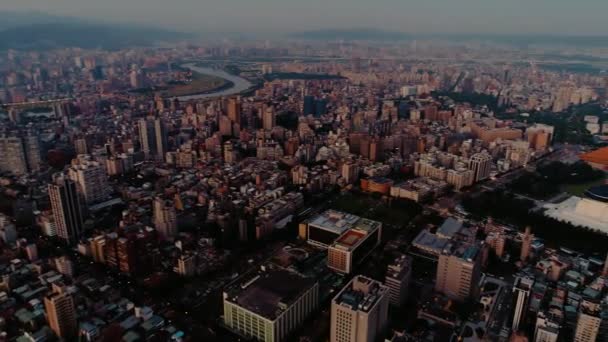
[263, 106, 276, 131]
[45, 287, 77, 339]
[469, 152, 492, 182]
[153, 197, 178, 240]
[227, 97, 241, 125]
[511, 276, 534, 332]
[138, 117, 168, 160]
[330, 275, 389, 342]
[49, 174, 84, 245]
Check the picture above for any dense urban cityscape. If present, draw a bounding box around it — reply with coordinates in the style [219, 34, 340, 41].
[1, 5, 608, 342]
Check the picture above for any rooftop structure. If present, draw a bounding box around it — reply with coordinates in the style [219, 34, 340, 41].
[224, 266, 316, 319]
[437, 217, 463, 239]
[223, 265, 319, 342]
[331, 275, 389, 342]
[543, 196, 608, 234]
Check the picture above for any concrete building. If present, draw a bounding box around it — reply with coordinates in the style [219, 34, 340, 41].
[520, 227, 534, 263]
[54, 256, 75, 278]
[469, 152, 492, 182]
[49, 174, 84, 245]
[534, 311, 559, 342]
[223, 265, 319, 342]
[0, 133, 41, 175]
[385, 254, 412, 307]
[227, 97, 241, 125]
[176, 253, 197, 277]
[330, 275, 389, 342]
[263, 107, 276, 131]
[511, 276, 534, 332]
[327, 218, 382, 274]
[45, 287, 77, 339]
[305, 210, 360, 248]
[574, 302, 601, 342]
[435, 242, 482, 302]
[153, 197, 178, 241]
[139, 117, 168, 160]
[68, 157, 110, 205]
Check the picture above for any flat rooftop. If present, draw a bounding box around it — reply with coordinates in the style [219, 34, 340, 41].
[226, 267, 316, 320]
[334, 276, 388, 313]
[334, 229, 366, 247]
[446, 242, 480, 262]
[352, 218, 382, 233]
[412, 230, 448, 256]
[437, 217, 463, 239]
[308, 209, 360, 234]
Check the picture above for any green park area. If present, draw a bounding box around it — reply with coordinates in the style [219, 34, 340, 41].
[164, 71, 230, 97]
[331, 191, 422, 228]
[562, 176, 607, 196]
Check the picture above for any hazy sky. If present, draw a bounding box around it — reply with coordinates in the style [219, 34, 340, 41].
[2, 0, 608, 35]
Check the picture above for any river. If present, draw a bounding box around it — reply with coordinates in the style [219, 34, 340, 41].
[177, 63, 253, 101]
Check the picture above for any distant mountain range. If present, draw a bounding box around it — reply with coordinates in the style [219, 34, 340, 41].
[290, 29, 412, 41]
[291, 28, 608, 47]
[0, 11, 191, 50]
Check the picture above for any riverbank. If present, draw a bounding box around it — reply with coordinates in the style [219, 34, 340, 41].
[165, 71, 231, 97]
[176, 63, 254, 101]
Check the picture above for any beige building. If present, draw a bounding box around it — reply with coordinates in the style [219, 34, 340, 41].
[469, 152, 492, 182]
[68, 157, 110, 204]
[45, 288, 77, 339]
[330, 275, 389, 342]
[327, 218, 382, 274]
[223, 266, 319, 342]
[176, 253, 197, 277]
[574, 302, 601, 342]
[435, 242, 482, 302]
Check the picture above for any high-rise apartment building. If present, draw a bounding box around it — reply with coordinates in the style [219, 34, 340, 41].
[153, 197, 178, 240]
[469, 152, 492, 182]
[138, 117, 168, 159]
[117, 237, 137, 274]
[48, 174, 84, 245]
[54, 256, 75, 278]
[435, 242, 482, 302]
[385, 254, 412, 307]
[520, 226, 534, 262]
[511, 276, 534, 332]
[534, 311, 559, 342]
[45, 287, 77, 339]
[176, 253, 197, 276]
[227, 97, 241, 125]
[330, 275, 389, 342]
[574, 301, 601, 342]
[68, 157, 110, 205]
[0, 132, 41, 175]
[263, 107, 276, 131]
